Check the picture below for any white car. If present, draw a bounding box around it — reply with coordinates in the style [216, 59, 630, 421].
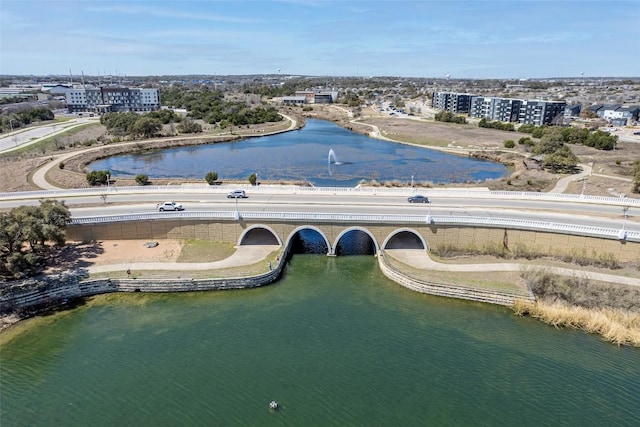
[227, 190, 248, 199]
[156, 201, 184, 211]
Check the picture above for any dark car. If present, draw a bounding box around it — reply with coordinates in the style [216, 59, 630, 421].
[407, 195, 429, 203]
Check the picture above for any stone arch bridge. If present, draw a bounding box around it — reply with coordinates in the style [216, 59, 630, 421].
[67, 216, 640, 263]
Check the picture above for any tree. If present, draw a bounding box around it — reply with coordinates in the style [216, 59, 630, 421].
[205, 171, 219, 184]
[86, 170, 109, 186]
[249, 173, 257, 186]
[503, 140, 515, 148]
[0, 200, 69, 278]
[542, 145, 579, 173]
[534, 129, 565, 155]
[135, 174, 149, 185]
[177, 119, 202, 134]
[131, 116, 162, 138]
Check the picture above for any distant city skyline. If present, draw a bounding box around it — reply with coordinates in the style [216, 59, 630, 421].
[1, 0, 638, 79]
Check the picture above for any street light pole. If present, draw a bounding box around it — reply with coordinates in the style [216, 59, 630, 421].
[618, 206, 629, 240]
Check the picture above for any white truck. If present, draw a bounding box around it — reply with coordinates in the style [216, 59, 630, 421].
[156, 201, 184, 211]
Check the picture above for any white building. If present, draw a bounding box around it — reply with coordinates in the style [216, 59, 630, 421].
[66, 87, 160, 113]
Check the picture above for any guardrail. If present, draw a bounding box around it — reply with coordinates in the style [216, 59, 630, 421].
[1, 184, 639, 206]
[68, 211, 640, 242]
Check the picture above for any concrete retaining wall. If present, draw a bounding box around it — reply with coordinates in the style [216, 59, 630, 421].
[0, 251, 289, 317]
[377, 253, 536, 306]
[67, 220, 640, 263]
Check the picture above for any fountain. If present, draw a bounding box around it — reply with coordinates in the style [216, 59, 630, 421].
[328, 148, 339, 165]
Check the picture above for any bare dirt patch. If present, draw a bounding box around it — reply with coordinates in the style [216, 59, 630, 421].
[44, 239, 184, 275]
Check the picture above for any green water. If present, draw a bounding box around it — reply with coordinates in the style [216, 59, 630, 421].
[1, 256, 639, 426]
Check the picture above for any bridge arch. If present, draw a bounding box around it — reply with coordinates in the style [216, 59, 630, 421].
[238, 224, 281, 246]
[333, 226, 379, 256]
[285, 225, 332, 255]
[382, 228, 429, 251]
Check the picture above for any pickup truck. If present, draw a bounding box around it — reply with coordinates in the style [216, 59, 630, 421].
[156, 201, 184, 211]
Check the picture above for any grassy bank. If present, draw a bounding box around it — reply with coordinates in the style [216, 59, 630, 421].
[513, 299, 640, 347]
[516, 268, 640, 347]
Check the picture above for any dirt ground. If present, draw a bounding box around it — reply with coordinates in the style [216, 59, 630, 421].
[42, 239, 185, 275]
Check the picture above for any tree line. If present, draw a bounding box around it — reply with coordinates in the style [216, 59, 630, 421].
[159, 86, 282, 128]
[1, 107, 54, 132]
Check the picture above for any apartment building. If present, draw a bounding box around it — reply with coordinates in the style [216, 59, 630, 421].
[434, 91, 566, 126]
[432, 92, 473, 113]
[66, 87, 160, 113]
[518, 100, 566, 126]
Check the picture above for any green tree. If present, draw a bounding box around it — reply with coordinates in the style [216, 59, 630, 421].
[177, 119, 202, 133]
[534, 129, 565, 155]
[248, 173, 257, 186]
[86, 170, 110, 186]
[135, 174, 149, 185]
[0, 200, 69, 278]
[131, 116, 162, 138]
[542, 145, 579, 173]
[205, 171, 219, 184]
[101, 112, 139, 136]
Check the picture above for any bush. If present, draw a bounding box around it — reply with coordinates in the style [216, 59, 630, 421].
[86, 170, 109, 186]
[135, 174, 149, 185]
[248, 173, 257, 186]
[58, 162, 65, 170]
[205, 171, 218, 184]
[503, 140, 515, 148]
[435, 111, 467, 124]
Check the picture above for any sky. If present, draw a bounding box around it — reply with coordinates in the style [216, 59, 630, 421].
[1, 0, 638, 79]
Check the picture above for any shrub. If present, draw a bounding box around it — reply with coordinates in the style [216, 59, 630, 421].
[135, 174, 149, 185]
[86, 170, 109, 186]
[248, 173, 257, 186]
[58, 162, 65, 170]
[205, 171, 219, 184]
[503, 139, 515, 148]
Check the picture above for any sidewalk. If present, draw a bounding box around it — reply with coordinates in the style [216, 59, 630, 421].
[87, 245, 279, 274]
[386, 249, 640, 288]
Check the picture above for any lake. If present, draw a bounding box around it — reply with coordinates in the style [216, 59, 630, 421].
[90, 119, 507, 187]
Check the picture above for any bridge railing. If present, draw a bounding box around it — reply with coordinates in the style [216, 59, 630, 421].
[2, 184, 639, 207]
[68, 211, 640, 242]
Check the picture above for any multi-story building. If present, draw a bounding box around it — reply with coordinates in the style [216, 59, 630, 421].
[469, 96, 495, 119]
[283, 90, 339, 105]
[435, 91, 565, 125]
[65, 87, 160, 113]
[432, 92, 473, 113]
[518, 100, 566, 126]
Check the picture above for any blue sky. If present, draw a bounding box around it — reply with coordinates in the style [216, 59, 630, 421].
[1, 0, 638, 78]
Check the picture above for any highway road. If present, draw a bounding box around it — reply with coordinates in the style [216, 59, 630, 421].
[0, 117, 99, 153]
[2, 189, 636, 232]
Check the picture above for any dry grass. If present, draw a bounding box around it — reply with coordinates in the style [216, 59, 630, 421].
[513, 299, 640, 347]
[177, 240, 237, 263]
[384, 251, 529, 295]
